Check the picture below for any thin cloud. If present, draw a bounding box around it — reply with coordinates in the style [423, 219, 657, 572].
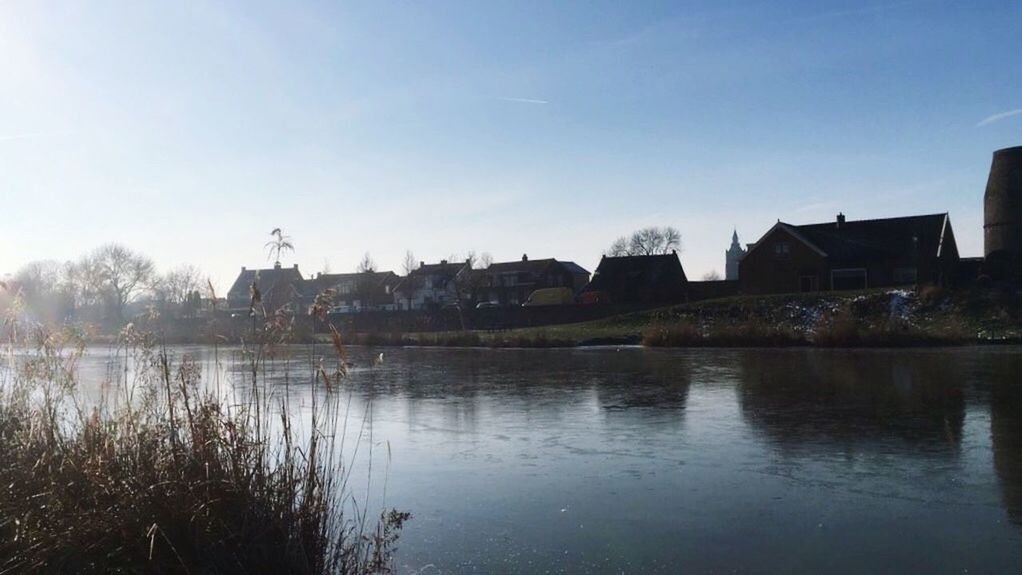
[977, 109, 1022, 127]
[497, 97, 549, 105]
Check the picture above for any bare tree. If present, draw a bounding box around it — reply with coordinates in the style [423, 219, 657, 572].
[265, 228, 294, 266]
[11, 260, 73, 324]
[607, 226, 682, 257]
[478, 252, 493, 269]
[607, 237, 629, 257]
[159, 265, 204, 304]
[88, 244, 156, 323]
[402, 250, 419, 275]
[356, 252, 376, 273]
[701, 270, 722, 281]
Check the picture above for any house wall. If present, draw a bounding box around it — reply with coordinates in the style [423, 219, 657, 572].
[739, 228, 828, 295]
[741, 225, 960, 295]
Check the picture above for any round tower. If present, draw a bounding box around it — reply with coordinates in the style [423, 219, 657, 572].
[984, 146, 1022, 258]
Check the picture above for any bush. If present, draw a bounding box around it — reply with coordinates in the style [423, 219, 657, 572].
[0, 326, 407, 574]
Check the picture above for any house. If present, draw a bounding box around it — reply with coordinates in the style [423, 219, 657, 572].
[393, 260, 469, 310]
[583, 252, 688, 304]
[739, 213, 959, 295]
[466, 255, 591, 306]
[227, 263, 305, 314]
[301, 271, 400, 312]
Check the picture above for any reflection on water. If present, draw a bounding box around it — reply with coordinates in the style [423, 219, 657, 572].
[990, 354, 1022, 527]
[738, 352, 966, 454]
[74, 345, 1022, 573]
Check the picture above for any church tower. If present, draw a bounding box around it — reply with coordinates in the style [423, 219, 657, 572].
[725, 229, 745, 280]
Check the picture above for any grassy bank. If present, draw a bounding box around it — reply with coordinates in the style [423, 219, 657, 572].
[332, 286, 1021, 349]
[0, 324, 406, 573]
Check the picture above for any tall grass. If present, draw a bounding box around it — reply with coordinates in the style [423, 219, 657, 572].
[0, 317, 407, 573]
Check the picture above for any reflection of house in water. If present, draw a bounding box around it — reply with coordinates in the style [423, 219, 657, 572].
[990, 354, 1022, 526]
[736, 351, 965, 454]
[590, 352, 692, 413]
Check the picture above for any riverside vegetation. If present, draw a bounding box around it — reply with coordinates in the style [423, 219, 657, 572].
[337, 286, 1021, 348]
[0, 311, 407, 573]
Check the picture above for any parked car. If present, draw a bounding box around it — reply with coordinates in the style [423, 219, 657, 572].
[475, 301, 500, 309]
[522, 287, 574, 307]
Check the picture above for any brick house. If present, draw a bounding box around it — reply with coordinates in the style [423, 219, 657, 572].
[739, 213, 960, 294]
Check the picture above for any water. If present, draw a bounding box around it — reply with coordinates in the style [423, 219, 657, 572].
[73, 345, 1022, 573]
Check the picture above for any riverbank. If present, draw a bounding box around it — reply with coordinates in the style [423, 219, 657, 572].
[331, 286, 1022, 348]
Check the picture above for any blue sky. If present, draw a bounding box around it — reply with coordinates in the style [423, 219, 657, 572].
[1, 0, 1020, 290]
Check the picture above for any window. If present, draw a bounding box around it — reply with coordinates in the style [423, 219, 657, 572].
[893, 267, 918, 284]
[773, 242, 791, 257]
[831, 268, 867, 290]
[799, 275, 819, 292]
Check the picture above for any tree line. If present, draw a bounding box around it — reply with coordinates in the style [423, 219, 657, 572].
[2, 244, 204, 327]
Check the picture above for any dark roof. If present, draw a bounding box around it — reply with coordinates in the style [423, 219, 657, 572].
[785, 213, 950, 264]
[485, 258, 559, 274]
[394, 261, 467, 293]
[558, 261, 591, 276]
[301, 271, 398, 297]
[228, 265, 304, 300]
[483, 258, 590, 276]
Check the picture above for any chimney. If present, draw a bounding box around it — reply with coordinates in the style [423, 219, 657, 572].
[836, 213, 846, 227]
[441, 259, 448, 265]
[274, 262, 281, 269]
[241, 266, 246, 272]
[522, 253, 528, 261]
[419, 261, 425, 268]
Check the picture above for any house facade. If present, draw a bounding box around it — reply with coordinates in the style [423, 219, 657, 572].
[466, 255, 590, 306]
[303, 271, 400, 312]
[739, 213, 960, 295]
[393, 260, 469, 310]
[226, 263, 305, 314]
[583, 252, 688, 304]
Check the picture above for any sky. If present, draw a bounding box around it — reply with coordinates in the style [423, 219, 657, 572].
[1, 0, 1021, 291]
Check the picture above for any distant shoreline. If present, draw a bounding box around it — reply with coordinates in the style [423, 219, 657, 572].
[93, 285, 1019, 350]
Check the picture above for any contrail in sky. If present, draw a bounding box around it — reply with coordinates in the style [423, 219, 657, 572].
[497, 97, 549, 105]
[977, 109, 1022, 127]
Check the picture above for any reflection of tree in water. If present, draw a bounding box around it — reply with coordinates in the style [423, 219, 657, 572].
[990, 354, 1022, 527]
[737, 351, 965, 455]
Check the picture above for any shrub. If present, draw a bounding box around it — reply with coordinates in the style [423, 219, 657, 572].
[0, 325, 406, 574]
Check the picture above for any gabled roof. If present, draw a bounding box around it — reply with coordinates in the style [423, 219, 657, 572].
[481, 258, 590, 277]
[745, 213, 952, 264]
[394, 261, 467, 293]
[302, 271, 399, 297]
[485, 258, 560, 274]
[586, 252, 688, 291]
[742, 222, 827, 259]
[558, 261, 591, 276]
[228, 265, 304, 299]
